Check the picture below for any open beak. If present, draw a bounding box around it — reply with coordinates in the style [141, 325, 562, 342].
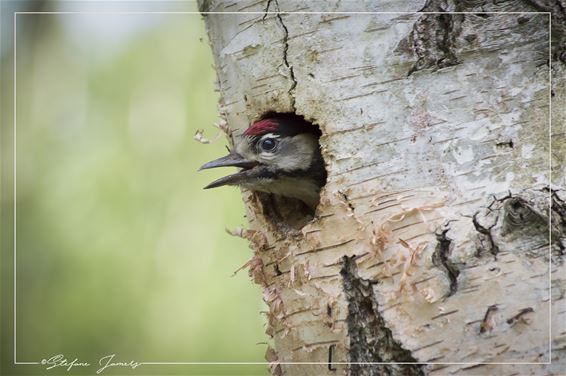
[199, 152, 258, 189]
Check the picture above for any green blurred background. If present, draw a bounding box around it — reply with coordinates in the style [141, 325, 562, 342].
[1, 1, 268, 375]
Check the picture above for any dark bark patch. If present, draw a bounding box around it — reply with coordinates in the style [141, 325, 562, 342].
[501, 197, 548, 237]
[405, 0, 465, 76]
[340, 256, 424, 376]
[523, 0, 566, 63]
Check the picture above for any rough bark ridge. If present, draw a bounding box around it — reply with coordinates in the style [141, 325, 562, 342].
[199, 0, 565, 375]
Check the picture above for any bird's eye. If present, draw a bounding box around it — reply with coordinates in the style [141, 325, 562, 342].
[260, 138, 277, 152]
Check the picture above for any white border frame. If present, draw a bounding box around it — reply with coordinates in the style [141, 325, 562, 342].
[10, 8, 553, 368]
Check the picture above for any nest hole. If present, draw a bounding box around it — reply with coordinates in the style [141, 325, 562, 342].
[253, 112, 327, 231]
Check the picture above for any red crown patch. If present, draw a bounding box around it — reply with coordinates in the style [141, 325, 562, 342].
[243, 119, 279, 136]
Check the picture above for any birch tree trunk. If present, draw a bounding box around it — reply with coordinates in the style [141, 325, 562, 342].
[199, 0, 565, 375]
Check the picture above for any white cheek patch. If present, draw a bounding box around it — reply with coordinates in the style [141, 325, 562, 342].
[276, 134, 318, 172]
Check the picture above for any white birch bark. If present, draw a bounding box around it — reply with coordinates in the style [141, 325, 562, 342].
[199, 0, 566, 375]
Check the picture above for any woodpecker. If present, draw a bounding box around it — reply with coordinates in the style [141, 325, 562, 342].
[199, 115, 326, 210]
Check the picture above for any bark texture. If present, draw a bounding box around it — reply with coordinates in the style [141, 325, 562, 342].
[199, 0, 565, 375]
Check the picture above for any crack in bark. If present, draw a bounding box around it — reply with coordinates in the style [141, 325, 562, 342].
[432, 227, 460, 297]
[266, 0, 297, 110]
[340, 256, 424, 376]
[328, 344, 337, 372]
[472, 212, 500, 259]
[495, 139, 514, 149]
[262, 0, 274, 20]
[338, 190, 356, 212]
[274, 262, 283, 276]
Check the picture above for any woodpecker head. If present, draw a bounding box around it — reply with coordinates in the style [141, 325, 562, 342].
[199, 115, 326, 210]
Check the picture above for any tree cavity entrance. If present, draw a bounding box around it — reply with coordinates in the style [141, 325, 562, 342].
[252, 112, 327, 231]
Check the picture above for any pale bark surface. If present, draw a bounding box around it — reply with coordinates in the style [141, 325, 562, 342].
[199, 0, 565, 375]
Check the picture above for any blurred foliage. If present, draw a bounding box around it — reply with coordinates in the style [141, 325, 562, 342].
[2, 4, 268, 376]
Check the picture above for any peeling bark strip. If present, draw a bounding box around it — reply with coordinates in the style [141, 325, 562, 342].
[340, 256, 424, 376]
[432, 228, 459, 297]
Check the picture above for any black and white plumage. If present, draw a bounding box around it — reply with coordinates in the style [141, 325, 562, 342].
[199, 115, 326, 209]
